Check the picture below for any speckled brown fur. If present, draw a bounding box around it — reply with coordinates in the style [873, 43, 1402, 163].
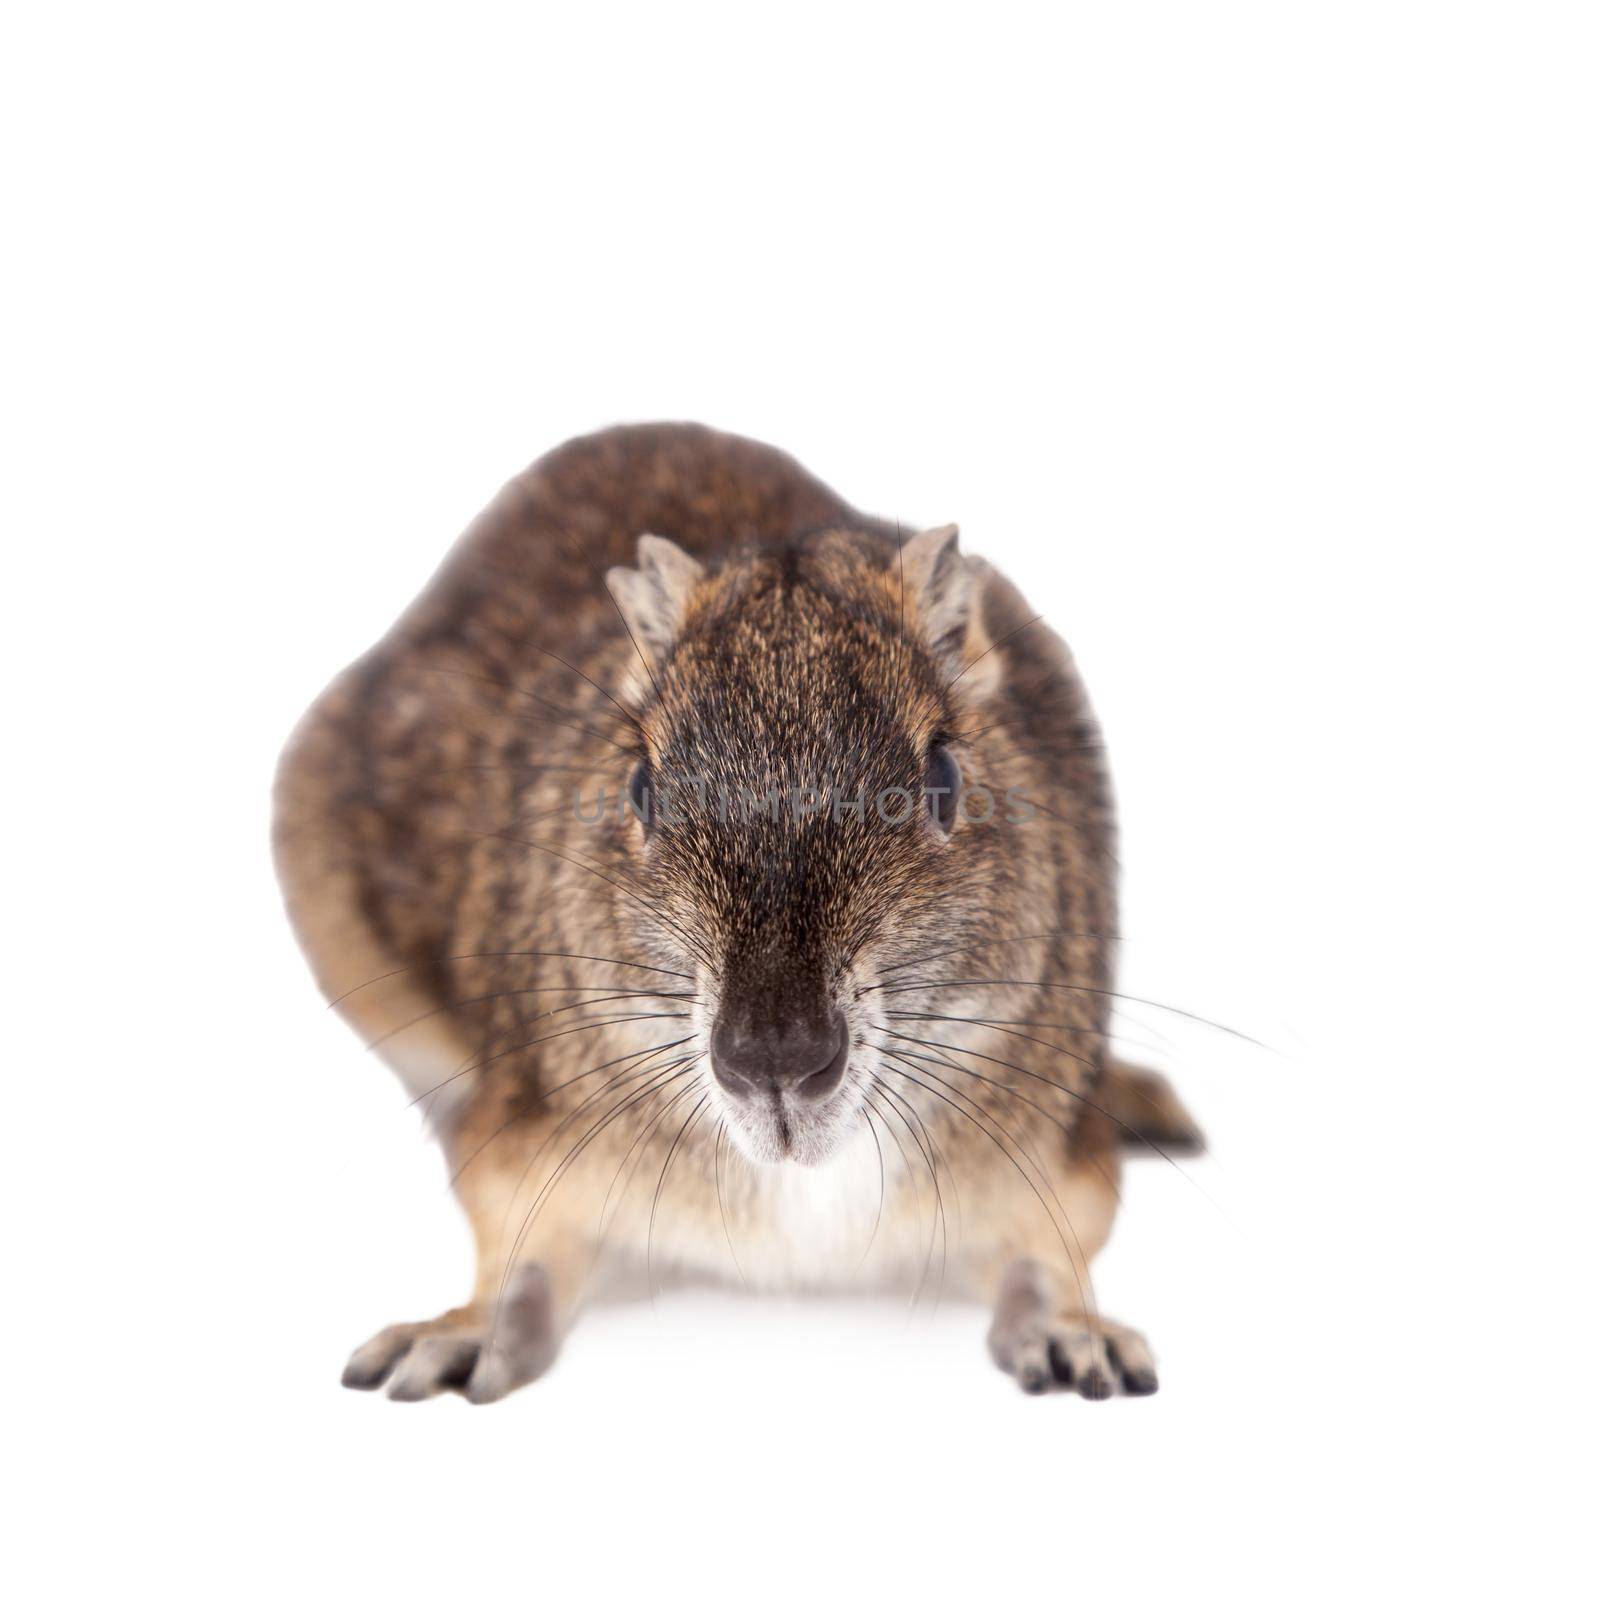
[274, 422, 1199, 1403]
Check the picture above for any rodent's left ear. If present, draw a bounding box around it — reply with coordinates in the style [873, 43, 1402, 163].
[900, 523, 998, 689]
[606, 533, 706, 662]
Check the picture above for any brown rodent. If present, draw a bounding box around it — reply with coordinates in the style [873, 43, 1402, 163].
[274, 422, 1202, 1403]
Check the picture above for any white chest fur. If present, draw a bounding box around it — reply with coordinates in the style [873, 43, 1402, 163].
[734, 1124, 899, 1289]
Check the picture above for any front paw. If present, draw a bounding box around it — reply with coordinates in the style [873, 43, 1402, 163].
[341, 1262, 558, 1404]
[987, 1260, 1159, 1399]
[989, 1311, 1158, 1398]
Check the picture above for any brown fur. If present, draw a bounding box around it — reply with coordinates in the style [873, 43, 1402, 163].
[274, 422, 1200, 1402]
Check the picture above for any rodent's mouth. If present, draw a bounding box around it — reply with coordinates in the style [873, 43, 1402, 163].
[716, 1075, 864, 1168]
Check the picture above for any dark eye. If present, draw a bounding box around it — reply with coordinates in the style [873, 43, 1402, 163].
[627, 761, 654, 828]
[924, 743, 961, 832]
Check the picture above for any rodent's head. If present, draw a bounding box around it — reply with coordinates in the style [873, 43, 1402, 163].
[603, 525, 1023, 1166]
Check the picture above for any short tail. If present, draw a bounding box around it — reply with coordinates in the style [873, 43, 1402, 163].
[1099, 1061, 1205, 1156]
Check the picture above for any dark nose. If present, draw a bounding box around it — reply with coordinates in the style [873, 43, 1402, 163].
[710, 1007, 849, 1103]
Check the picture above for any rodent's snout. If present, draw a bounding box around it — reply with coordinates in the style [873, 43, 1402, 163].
[710, 1005, 849, 1105]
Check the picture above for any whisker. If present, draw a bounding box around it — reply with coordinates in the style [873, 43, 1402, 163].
[886, 1008, 1103, 1038]
[882, 1036, 1076, 1140]
[875, 1035, 1125, 1206]
[648, 1093, 711, 1302]
[489, 1058, 701, 1343]
[861, 1088, 921, 1279]
[509, 639, 648, 733]
[371, 985, 690, 1054]
[409, 992, 687, 1117]
[713, 1119, 747, 1285]
[878, 978, 1266, 1047]
[593, 1059, 707, 1253]
[877, 1051, 1100, 1341]
[445, 1035, 695, 1188]
[880, 1027, 1224, 1210]
[410, 1010, 690, 1110]
[478, 827, 719, 971]
[947, 612, 1043, 688]
[867, 927, 1120, 984]
[494, 1052, 696, 1252]
[884, 1005, 1178, 1056]
[520, 508, 664, 705]
[328, 948, 692, 1008]
[870, 1079, 951, 1312]
[854, 1090, 888, 1274]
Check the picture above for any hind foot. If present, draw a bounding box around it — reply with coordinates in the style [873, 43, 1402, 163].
[341, 1262, 558, 1404]
[987, 1260, 1158, 1399]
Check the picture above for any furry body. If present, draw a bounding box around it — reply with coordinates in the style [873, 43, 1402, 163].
[274, 423, 1199, 1402]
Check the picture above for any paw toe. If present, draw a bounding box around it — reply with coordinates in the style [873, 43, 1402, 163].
[465, 1330, 557, 1404]
[1047, 1326, 1115, 1399]
[387, 1337, 480, 1402]
[464, 1348, 520, 1405]
[341, 1326, 414, 1390]
[1015, 1357, 1053, 1395]
[1105, 1325, 1159, 1395]
[1075, 1366, 1116, 1400]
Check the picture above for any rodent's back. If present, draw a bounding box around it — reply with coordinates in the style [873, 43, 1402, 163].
[416, 422, 887, 633]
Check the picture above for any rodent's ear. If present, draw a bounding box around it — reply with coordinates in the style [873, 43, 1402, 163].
[605, 533, 706, 662]
[900, 522, 1003, 699]
[900, 522, 992, 664]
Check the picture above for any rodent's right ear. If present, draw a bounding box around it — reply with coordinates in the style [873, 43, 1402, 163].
[605, 534, 706, 663]
[899, 522, 1005, 700]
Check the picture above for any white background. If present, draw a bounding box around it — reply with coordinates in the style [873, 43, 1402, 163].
[4, 3, 1596, 1595]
